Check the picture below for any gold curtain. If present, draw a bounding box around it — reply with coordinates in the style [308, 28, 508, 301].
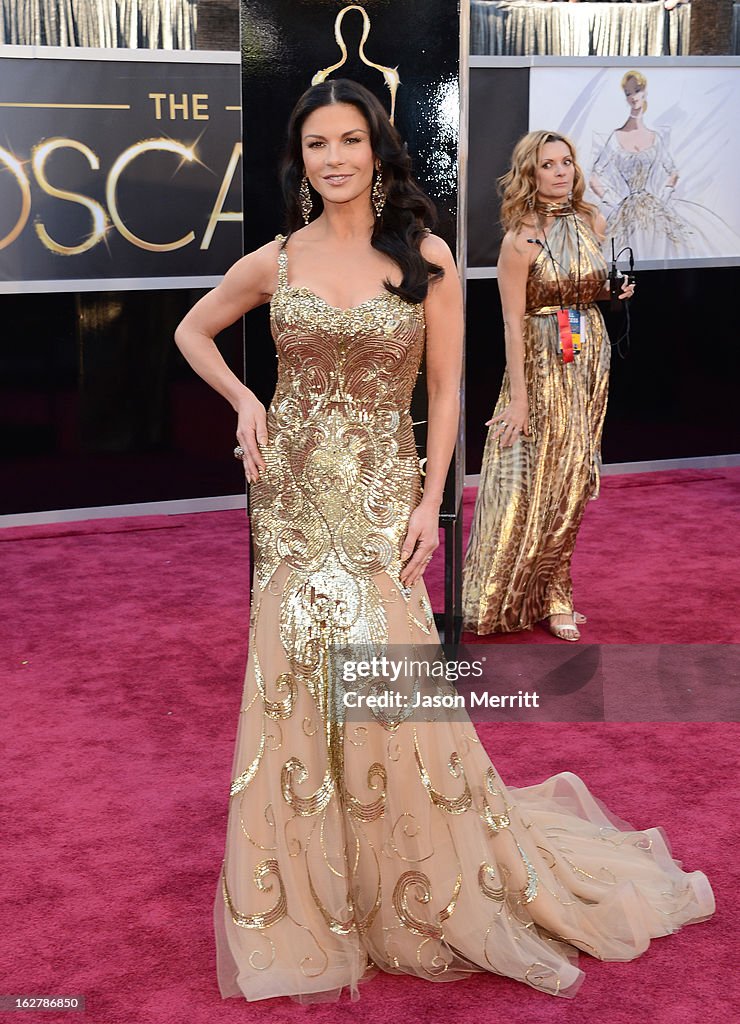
[471, 0, 692, 56]
[0, 0, 197, 48]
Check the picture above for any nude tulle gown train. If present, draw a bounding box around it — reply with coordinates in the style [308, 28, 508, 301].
[214, 237, 714, 1002]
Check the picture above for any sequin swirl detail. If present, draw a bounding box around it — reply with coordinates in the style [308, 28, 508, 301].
[251, 237, 426, 663]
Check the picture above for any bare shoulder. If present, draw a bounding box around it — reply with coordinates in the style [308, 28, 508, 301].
[420, 231, 456, 271]
[221, 236, 284, 298]
[500, 227, 532, 262]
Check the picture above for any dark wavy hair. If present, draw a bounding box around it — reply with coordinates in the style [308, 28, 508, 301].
[280, 79, 442, 304]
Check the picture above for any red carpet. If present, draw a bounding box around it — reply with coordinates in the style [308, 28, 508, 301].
[445, 468, 740, 643]
[2, 469, 737, 1023]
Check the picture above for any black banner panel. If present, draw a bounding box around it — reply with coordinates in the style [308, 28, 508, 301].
[240, 0, 461, 253]
[467, 64, 529, 270]
[239, 0, 466, 523]
[0, 51, 242, 292]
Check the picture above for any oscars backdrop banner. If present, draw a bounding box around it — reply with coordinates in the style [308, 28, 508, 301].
[0, 47, 242, 293]
[468, 57, 740, 273]
[239, 0, 468, 533]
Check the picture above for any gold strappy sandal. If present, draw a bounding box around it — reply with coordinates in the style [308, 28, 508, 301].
[549, 614, 581, 642]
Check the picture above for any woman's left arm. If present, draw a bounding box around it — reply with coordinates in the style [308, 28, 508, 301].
[400, 234, 464, 587]
[656, 129, 679, 187]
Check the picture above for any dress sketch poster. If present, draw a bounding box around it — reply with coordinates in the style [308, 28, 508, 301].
[529, 62, 740, 269]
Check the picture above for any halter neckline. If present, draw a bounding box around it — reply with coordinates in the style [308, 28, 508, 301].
[534, 201, 574, 217]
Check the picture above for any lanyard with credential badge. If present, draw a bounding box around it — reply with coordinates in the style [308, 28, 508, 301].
[539, 212, 582, 364]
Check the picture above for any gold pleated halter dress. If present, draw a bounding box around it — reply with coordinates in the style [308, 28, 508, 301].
[215, 235, 714, 1003]
[463, 210, 611, 635]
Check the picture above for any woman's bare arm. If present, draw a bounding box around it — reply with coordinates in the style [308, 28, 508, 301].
[174, 239, 280, 481]
[492, 229, 531, 446]
[399, 234, 463, 587]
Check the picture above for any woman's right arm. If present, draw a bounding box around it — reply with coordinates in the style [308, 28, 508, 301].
[174, 240, 279, 482]
[488, 230, 531, 448]
[590, 134, 615, 207]
[589, 173, 606, 200]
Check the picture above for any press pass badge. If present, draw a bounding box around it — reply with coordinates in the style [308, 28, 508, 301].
[556, 308, 582, 363]
[571, 309, 584, 357]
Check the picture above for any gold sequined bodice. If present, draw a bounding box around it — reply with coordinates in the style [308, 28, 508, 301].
[248, 236, 428, 653]
[526, 214, 607, 314]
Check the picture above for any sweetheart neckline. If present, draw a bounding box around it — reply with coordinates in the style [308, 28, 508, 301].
[274, 282, 411, 315]
[613, 132, 657, 156]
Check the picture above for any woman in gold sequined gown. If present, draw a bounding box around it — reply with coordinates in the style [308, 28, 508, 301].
[463, 131, 629, 640]
[176, 92, 714, 1004]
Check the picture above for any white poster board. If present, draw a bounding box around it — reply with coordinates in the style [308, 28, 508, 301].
[529, 60, 740, 268]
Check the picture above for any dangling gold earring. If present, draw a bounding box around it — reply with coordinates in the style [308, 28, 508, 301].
[299, 176, 312, 226]
[527, 194, 534, 211]
[371, 170, 386, 219]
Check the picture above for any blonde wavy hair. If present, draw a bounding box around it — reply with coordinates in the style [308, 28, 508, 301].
[621, 70, 648, 112]
[499, 130, 597, 235]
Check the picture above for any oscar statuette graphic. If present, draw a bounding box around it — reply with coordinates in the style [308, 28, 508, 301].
[311, 5, 401, 124]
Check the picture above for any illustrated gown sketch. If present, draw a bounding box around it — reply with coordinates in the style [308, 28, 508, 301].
[591, 128, 740, 260]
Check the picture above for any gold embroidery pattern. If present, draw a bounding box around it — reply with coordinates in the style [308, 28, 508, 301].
[345, 763, 387, 822]
[281, 757, 335, 817]
[413, 733, 472, 814]
[255, 650, 297, 720]
[230, 729, 265, 797]
[515, 843, 539, 904]
[393, 871, 452, 941]
[222, 860, 287, 929]
[480, 767, 512, 832]
[524, 963, 562, 995]
[215, 237, 713, 998]
[479, 862, 506, 902]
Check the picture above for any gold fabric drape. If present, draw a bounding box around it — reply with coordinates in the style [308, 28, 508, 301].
[471, 0, 691, 56]
[462, 213, 610, 634]
[0, 0, 196, 48]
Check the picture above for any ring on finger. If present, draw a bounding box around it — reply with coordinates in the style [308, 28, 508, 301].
[233, 445, 245, 460]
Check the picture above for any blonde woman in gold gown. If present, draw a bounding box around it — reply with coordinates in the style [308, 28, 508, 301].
[463, 131, 634, 640]
[175, 95, 713, 1005]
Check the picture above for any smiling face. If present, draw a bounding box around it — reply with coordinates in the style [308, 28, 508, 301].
[535, 140, 575, 203]
[301, 102, 376, 211]
[623, 77, 646, 116]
